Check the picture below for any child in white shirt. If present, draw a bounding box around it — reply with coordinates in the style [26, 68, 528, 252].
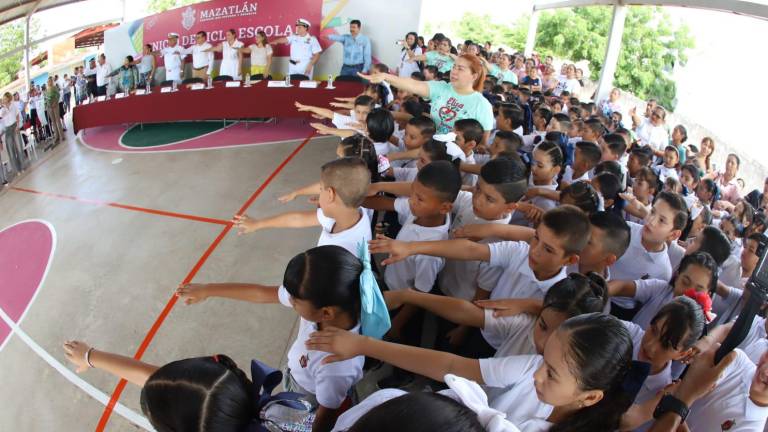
[453, 118, 485, 186]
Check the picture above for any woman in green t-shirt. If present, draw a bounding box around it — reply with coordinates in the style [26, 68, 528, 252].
[359, 54, 493, 141]
[407, 37, 456, 75]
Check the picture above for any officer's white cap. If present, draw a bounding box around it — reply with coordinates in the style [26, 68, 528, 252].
[168, 32, 179, 38]
[296, 18, 311, 27]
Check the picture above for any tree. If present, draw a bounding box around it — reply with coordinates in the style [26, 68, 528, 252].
[451, 13, 501, 45]
[147, 0, 207, 14]
[450, 6, 694, 110]
[0, 19, 40, 88]
[525, 6, 693, 110]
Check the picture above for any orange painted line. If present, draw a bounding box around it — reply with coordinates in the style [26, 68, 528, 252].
[10, 187, 231, 226]
[95, 132, 316, 431]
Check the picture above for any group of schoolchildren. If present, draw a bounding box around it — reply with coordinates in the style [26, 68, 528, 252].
[63, 34, 768, 432]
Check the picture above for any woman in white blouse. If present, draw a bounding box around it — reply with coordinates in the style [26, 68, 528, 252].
[206, 29, 244, 80]
[633, 105, 669, 157]
[240, 30, 272, 78]
[397, 32, 422, 78]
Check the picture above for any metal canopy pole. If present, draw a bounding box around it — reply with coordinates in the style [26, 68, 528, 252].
[594, 4, 626, 104]
[524, 10, 540, 57]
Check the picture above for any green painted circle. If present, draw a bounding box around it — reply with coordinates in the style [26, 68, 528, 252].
[121, 122, 226, 148]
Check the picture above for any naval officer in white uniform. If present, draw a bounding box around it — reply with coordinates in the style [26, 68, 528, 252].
[272, 18, 322, 79]
[152, 33, 185, 84]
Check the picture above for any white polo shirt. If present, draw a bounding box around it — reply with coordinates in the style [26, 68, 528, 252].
[316, 207, 371, 256]
[721, 254, 743, 289]
[393, 167, 417, 182]
[561, 165, 590, 184]
[610, 221, 672, 309]
[477, 241, 567, 301]
[631, 279, 674, 330]
[278, 287, 363, 409]
[621, 320, 673, 405]
[439, 191, 511, 300]
[686, 349, 768, 432]
[480, 354, 554, 431]
[483, 310, 537, 358]
[185, 42, 214, 74]
[95, 62, 112, 87]
[384, 197, 450, 292]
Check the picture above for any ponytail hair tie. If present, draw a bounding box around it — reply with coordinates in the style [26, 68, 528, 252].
[444, 374, 521, 432]
[357, 241, 390, 339]
[621, 360, 651, 396]
[433, 132, 467, 162]
[684, 288, 715, 322]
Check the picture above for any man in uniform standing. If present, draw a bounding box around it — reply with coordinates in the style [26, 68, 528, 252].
[152, 33, 185, 84]
[272, 18, 322, 79]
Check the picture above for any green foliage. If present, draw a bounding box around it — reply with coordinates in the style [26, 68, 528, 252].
[449, 6, 694, 110]
[0, 19, 40, 88]
[147, 0, 207, 14]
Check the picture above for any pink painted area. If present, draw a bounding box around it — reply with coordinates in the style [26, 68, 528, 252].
[79, 119, 315, 153]
[0, 221, 55, 349]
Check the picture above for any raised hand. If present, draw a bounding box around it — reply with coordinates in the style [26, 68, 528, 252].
[232, 214, 261, 235]
[63, 340, 92, 373]
[368, 234, 411, 265]
[305, 326, 366, 364]
[176, 283, 210, 305]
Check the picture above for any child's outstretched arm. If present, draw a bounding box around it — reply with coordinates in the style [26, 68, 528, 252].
[310, 122, 355, 138]
[385, 290, 485, 328]
[473, 298, 544, 318]
[368, 181, 412, 197]
[526, 187, 561, 202]
[306, 327, 483, 383]
[233, 210, 318, 235]
[607, 280, 638, 298]
[278, 181, 322, 203]
[369, 234, 491, 264]
[453, 223, 534, 243]
[386, 148, 420, 161]
[295, 101, 334, 119]
[63, 340, 158, 386]
[459, 162, 483, 175]
[176, 283, 280, 305]
[362, 196, 396, 212]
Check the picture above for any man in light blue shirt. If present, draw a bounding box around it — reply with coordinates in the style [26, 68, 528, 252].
[327, 20, 371, 77]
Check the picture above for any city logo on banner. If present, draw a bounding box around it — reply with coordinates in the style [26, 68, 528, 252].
[199, 2, 259, 22]
[181, 7, 196, 30]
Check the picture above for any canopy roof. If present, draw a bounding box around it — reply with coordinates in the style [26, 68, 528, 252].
[533, 0, 768, 21]
[73, 23, 118, 48]
[0, 0, 87, 26]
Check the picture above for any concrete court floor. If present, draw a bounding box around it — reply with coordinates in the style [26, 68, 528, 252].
[0, 123, 340, 431]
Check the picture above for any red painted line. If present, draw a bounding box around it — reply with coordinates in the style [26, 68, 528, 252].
[95, 132, 316, 431]
[10, 187, 231, 226]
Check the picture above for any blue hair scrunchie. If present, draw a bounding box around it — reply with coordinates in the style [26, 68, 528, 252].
[357, 241, 391, 339]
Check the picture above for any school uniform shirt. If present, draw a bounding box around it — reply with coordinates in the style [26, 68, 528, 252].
[721, 254, 743, 289]
[287, 34, 322, 76]
[483, 310, 537, 358]
[686, 349, 768, 432]
[509, 178, 558, 227]
[480, 355, 554, 431]
[331, 112, 362, 132]
[161, 45, 185, 81]
[622, 320, 673, 405]
[331, 388, 408, 431]
[667, 240, 686, 271]
[737, 316, 767, 356]
[184, 42, 214, 74]
[462, 152, 478, 186]
[635, 119, 669, 153]
[384, 197, 450, 292]
[427, 80, 494, 135]
[438, 191, 512, 300]
[561, 165, 590, 184]
[316, 207, 372, 256]
[655, 165, 679, 183]
[278, 287, 364, 409]
[712, 280, 746, 327]
[477, 241, 567, 308]
[610, 222, 673, 309]
[392, 167, 418, 182]
[744, 338, 768, 365]
[521, 131, 546, 153]
[630, 279, 675, 330]
[398, 46, 422, 78]
[372, 141, 392, 157]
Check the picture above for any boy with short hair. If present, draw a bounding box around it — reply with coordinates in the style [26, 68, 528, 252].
[562, 141, 602, 185]
[234, 157, 372, 255]
[388, 116, 436, 168]
[569, 211, 631, 279]
[295, 95, 374, 132]
[453, 118, 484, 186]
[609, 191, 688, 319]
